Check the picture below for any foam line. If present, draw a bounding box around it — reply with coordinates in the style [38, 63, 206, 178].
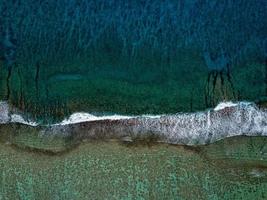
[1, 101, 267, 145]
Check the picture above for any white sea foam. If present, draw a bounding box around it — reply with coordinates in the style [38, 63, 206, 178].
[214, 101, 253, 111]
[0, 101, 9, 123]
[0, 101, 163, 126]
[10, 114, 39, 126]
[133, 101, 267, 144]
[57, 113, 162, 125]
[214, 101, 238, 111]
[0, 101, 38, 126]
[58, 112, 134, 125]
[1, 101, 267, 145]
[140, 114, 162, 119]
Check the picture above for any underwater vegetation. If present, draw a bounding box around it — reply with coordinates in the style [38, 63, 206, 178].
[0, 0, 266, 120]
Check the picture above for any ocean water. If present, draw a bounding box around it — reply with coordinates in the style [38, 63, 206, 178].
[0, 1, 266, 119]
[0, 0, 266, 198]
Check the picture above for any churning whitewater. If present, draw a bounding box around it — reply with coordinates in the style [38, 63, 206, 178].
[0, 101, 267, 145]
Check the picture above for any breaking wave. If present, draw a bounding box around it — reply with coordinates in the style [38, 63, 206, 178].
[0, 101, 162, 126]
[1, 101, 267, 145]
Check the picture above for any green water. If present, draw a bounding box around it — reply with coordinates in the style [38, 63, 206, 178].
[1, 51, 265, 123]
[0, 136, 266, 199]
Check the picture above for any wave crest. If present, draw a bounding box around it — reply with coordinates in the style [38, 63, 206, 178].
[1, 101, 267, 145]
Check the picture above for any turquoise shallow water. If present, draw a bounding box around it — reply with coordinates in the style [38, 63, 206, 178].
[0, 134, 266, 200]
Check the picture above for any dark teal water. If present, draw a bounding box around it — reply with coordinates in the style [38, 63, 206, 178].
[0, 0, 266, 121]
